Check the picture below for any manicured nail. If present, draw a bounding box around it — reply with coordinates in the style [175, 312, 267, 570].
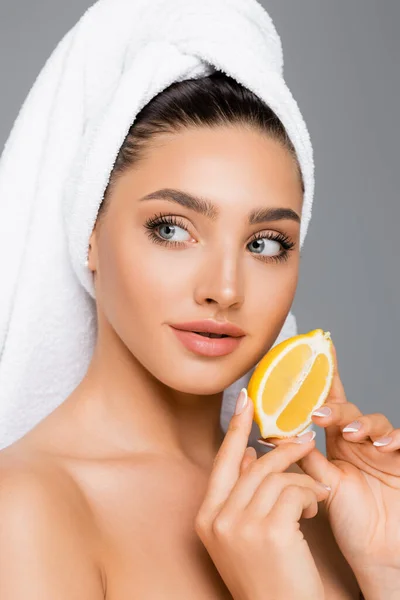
[235, 388, 248, 415]
[294, 430, 316, 444]
[373, 436, 392, 447]
[342, 420, 361, 433]
[257, 439, 276, 448]
[312, 406, 332, 417]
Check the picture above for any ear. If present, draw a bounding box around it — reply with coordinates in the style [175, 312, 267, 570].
[87, 228, 98, 272]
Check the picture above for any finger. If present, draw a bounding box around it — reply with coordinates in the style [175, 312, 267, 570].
[215, 436, 318, 517]
[310, 401, 363, 441]
[265, 485, 319, 528]
[340, 412, 394, 443]
[200, 388, 254, 516]
[312, 350, 397, 448]
[245, 472, 330, 520]
[257, 429, 316, 447]
[257, 434, 342, 494]
[240, 446, 258, 475]
[296, 445, 342, 492]
[311, 404, 394, 445]
[372, 427, 400, 451]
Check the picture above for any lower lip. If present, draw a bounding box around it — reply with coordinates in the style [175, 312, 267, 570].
[169, 327, 244, 357]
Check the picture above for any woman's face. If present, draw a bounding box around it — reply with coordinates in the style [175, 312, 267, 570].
[89, 125, 303, 394]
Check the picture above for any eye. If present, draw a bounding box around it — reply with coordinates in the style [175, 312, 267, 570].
[144, 213, 296, 263]
[247, 231, 296, 264]
[248, 237, 280, 257]
[157, 223, 191, 242]
[144, 213, 193, 247]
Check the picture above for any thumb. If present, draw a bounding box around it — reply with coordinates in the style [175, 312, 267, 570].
[240, 446, 258, 475]
[297, 446, 341, 492]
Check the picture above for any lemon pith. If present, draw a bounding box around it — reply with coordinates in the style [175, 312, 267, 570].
[247, 329, 334, 439]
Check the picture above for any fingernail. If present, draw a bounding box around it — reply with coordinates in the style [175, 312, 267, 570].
[342, 420, 361, 433]
[312, 406, 331, 417]
[257, 439, 276, 448]
[373, 436, 392, 447]
[316, 480, 331, 491]
[235, 388, 248, 415]
[294, 430, 316, 444]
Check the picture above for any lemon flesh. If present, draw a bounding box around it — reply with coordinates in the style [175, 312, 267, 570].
[247, 329, 334, 439]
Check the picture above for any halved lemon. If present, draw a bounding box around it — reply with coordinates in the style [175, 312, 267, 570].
[247, 329, 334, 439]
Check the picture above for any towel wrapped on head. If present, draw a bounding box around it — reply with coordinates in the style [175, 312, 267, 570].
[0, 0, 315, 450]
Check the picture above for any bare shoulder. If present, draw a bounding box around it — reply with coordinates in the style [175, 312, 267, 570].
[0, 445, 105, 599]
[289, 462, 361, 600]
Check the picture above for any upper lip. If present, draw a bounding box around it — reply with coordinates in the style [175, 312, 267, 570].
[170, 320, 246, 337]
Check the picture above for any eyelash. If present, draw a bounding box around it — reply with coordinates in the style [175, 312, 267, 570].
[143, 213, 296, 264]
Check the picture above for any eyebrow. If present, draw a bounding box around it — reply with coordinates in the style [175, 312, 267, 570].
[139, 188, 301, 225]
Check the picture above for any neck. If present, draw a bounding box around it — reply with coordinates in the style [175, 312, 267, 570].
[69, 323, 226, 471]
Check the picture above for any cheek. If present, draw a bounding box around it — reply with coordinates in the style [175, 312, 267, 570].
[252, 258, 298, 306]
[97, 233, 186, 332]
[246, 261, 299, 344]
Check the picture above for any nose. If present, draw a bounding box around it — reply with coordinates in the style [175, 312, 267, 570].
[193, 247, 245, 310]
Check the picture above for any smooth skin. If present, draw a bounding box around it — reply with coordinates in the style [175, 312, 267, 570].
[0, 125, 360, 598]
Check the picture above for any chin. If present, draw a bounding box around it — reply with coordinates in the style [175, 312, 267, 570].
[151, 356, 254, 397]
[139, 329, 260, 395]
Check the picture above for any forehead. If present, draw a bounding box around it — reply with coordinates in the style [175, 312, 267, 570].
[120, 125, 303, 217]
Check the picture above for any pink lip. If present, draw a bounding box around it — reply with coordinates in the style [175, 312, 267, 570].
[169, 326, 244, 357]
[169, 319, 245, 337]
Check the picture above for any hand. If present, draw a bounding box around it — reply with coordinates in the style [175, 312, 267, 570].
[195, 388, 329, 600]
[259, 344, 400, 595]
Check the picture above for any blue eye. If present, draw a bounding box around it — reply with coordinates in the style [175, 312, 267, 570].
[157, 223, 191, 242]
[248, 237, 280, 256]
[144, 213, 296, 263]
[246, 232, 295, 263]
[144, 213, 192, 248]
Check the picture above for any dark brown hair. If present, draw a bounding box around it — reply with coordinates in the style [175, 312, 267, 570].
[97, 70, 303, 223]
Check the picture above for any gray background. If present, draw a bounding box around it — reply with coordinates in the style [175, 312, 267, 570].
[0, 0, 399, 453]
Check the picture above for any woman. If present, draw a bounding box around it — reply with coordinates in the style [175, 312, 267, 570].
[0, 1, 399, 599]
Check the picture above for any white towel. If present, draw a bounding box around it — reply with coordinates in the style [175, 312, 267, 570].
[0, 0, 315, 450]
